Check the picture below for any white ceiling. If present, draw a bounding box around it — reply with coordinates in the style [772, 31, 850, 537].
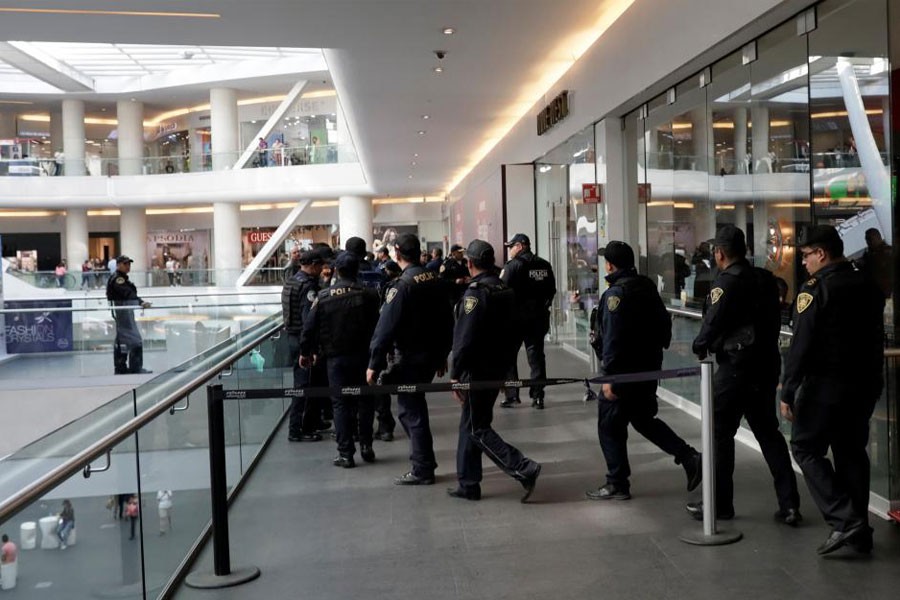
[0, 0, 634, 197]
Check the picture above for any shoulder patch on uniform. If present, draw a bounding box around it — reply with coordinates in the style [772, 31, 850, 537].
[464, 296, 478, 314]
[499, 268, 505, 279]
[310, 297, 318, 309]
[606, 296, 621, 312]
[385, 288, 398, 304]
[796, 292, 814, 314]
[115, 277, 125, 284]
[805, 277, 817, 287]
[710, 287, 724, 304]
[439, 264, 446, 273]
[307, 290, 316, 302]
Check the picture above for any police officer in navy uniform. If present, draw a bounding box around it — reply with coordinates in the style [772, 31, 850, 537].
[448, 240, 542, 502]
[782, 225, 884, 555]
[373, 260, 402, 442]
[690, 225, 800, 523]
[586, 242, 701, 500]
[301, 252, 381, 468]
[284, 246, 333, 442]
[500, 233, 556, 409]
[106, 255, 152, 374]
[345, 236, 385, 291]
[440, 244, 470, 304]
[367, 233, 454, 485]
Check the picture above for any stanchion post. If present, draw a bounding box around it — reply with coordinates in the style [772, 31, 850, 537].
[680, 359, 742, 546]
[185, 385, 261, 589]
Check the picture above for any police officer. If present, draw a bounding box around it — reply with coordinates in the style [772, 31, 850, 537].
[782, 225, 884, 555]
[366, 233, 454, 485]
[345, 236, 385, 291]
[373, 260, 402, 442]
[690, 225, 800, 523]
[106, 255, 152, 374]
[440, 244, 470, 304]
[500, 233, 556, 409]
[300, 252, 381, 468]
[586, 242, 701, 500]
[448, 240, 541, 502]
[284, 246, 333, 442]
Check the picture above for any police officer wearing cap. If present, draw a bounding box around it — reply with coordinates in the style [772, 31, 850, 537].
[500, 233, 556, 409]
[690, 225, 800, 523]
[448, 240, 542, 501]
[301, 252, 381, 468]
[106, 255, 152, 374]
[367, 233, 454, 485]
[284, 246, 334, 442]
[782, 225, 884, 555]
[346, 236, 385, 291]
[586, 241, 701, 501]
[440, 244, 470, 304]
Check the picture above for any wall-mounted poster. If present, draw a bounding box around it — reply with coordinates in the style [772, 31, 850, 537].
[146, 230, 211, 271]
[5, 300, 73, 354]
[373, 225, 419, 257]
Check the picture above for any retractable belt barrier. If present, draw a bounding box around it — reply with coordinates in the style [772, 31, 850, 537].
[219, 366, 701, 400]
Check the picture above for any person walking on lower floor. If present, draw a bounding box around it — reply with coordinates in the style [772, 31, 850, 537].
[781, 225, 885, 555]
[56, 499, 75, 549]
[156, 490, 173, 535]
[448, 240, 541, 502]
[690, 225, 800, 523]
[586, 241, 701, 501]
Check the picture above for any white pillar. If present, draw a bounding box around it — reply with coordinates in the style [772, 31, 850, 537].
[62, 99, 85, 176]
[338, 196, 374, 249]
[734, 108, 748, 174]
[210, 88, 239, 171]
[0, 111, 15, 138]
[601, 118, 638, 246]
[116, 100, 144, 176]
[49, 109, 63, 154]
[65, 208, 89, 268]
[750, 104, 769, 173]
[213, 202, 241, 286]
[120, 207, 148, 275]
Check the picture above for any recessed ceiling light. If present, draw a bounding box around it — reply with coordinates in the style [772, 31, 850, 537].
[411, 161, 417, 166]
[433, 66, 443, 73]
[442, 27, 455, 35]
[413, 153, 419, 157]
[417, 130, 426, 135]
[421, 115, 430, 120]
[408, 175, 414, 179]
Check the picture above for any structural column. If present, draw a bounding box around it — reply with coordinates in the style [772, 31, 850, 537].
[120, 208, 148, 281]
[338, 196, 373, 249]
[65, 208, 89, 270]
[600, 118, 639, 247]
[117, 100, 144, 176]
[0, 111, 17, 138]
[49, 109, 63, 154]
[213, 202, 242, 287]
[733, 108, 748, 174]
[62, 99, 85, 176]
[210, 88, 239, 171]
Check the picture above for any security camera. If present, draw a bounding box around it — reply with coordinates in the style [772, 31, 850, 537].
[434, 50, 446, 60]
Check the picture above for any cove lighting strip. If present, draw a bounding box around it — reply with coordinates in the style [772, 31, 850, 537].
[0, 8, 219, 18]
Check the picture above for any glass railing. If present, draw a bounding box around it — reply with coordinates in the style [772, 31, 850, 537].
[0, 144, 359, 177]
[3, 267, 289, 290]
[0, 313, 289, 598]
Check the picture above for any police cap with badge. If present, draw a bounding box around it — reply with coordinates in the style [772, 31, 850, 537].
[298, 246, 334, 265]
[504, 233, 530, 248]
[797, 224, 843, 255]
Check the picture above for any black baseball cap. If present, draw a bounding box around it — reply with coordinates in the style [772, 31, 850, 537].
[504, 233, 530, 247]
[333, 251, 359, 274]
[395, 233, 421, 259]
[450, 244, 464, 253]
[345, 236, 367, 258]
[298, 246, 334, 265]
[798, 224, 843, 254]
[465, 239, 495, 262]
[599, 241, 634, 269]
[116, 255, 133, 264]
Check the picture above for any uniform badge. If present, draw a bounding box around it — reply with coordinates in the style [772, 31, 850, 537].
[439, 265, 446, 273]
[710, 287, 724, 304]
[805, 277, 817, 287]
[796, 292, 814, 314]
[464, 297, 478, 314]
[385, 288, 398, 304]
[115, 277, 125, 284]
[307, 290, 316, 302]
[606, 296, 621, 312]
[310, 297, 318, 309]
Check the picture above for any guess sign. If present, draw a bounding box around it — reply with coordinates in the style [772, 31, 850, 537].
[248, 231, 273, 244]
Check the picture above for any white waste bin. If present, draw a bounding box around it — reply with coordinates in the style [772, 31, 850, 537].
[38, 516, 59, 550]
[0, 561, 17, 590]
[19, 522, 36, 550]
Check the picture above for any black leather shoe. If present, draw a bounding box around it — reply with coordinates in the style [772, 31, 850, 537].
[817, 524, 867, 556]
[500, 397, 520, 408]
[134, 369, 153, 374]
[774, 508, 803, 527]
[532, 398, 545, 410]
[447, 487, 481, 501]
[374, 431, 394, 442]
[288, 432, 323, 442]
[848, 528, 874, 554]
[686, 501, 733, 521]
[316, 421, 334, 433]
[586, 483, 631, 501]
[394, 471, 435, 486]
[520, 464, 541, 503]
[683, 452, 702, 492]
[360, 445, 376, 463]
[333, 455, 355, 469]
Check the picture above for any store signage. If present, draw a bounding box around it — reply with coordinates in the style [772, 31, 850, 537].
[5, 300, 73, 354]
[582, 183, 602, 204]
[248, 231, 274, 244]
[148, 233, 197, 243]
[537, 90, 570, 136]
[157, 122, 178, 135]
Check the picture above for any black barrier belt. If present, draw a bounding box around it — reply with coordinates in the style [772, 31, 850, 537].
[219, 366, 701, 400]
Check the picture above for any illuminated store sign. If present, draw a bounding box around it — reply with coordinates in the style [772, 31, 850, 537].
[536, 90, 570, 136]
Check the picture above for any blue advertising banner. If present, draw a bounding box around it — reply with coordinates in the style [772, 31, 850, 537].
[4, 300, 73, 353]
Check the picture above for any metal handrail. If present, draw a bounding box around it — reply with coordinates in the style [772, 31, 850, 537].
[0, 317, 284, 526]
[0, 301, 279, 315]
